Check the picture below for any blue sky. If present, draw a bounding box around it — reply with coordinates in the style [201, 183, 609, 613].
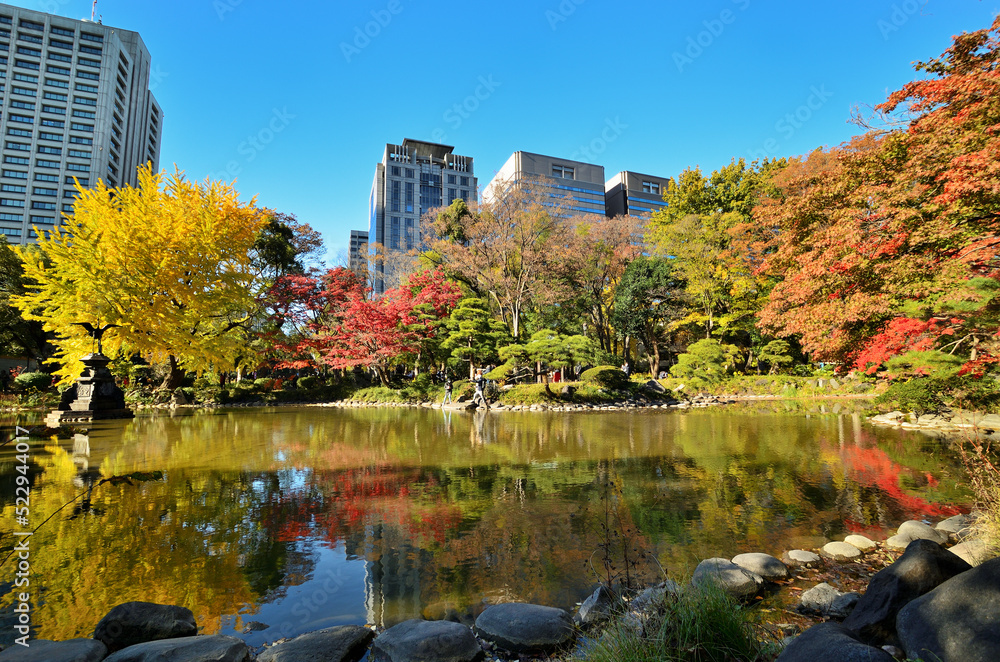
[6, 0, 997, 262]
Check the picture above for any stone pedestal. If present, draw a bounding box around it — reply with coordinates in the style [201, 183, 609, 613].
[46, 353, 134, 424]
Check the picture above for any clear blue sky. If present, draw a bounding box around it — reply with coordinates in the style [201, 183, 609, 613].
[6, 0, 996, 262]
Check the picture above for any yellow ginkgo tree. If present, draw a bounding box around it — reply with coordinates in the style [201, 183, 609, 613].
[14, 166, 268, 388]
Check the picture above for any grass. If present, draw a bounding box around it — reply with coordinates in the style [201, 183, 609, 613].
[573, 581, 780, 662]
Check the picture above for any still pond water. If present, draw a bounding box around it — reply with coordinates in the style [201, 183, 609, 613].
[0, 402, 969, 648]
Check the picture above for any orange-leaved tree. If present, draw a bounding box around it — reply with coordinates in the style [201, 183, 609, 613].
[14, 166, 268, 388]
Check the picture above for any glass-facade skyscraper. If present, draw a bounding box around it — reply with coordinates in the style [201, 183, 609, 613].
[368, 138, 476, 292]
[0, 3, 162, 245]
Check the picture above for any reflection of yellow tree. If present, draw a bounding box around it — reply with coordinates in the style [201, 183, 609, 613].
[0, 445, 261, 641]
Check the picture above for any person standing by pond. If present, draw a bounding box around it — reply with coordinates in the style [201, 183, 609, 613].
[473, 369, 489, 410]
[442, 374, 453, 404]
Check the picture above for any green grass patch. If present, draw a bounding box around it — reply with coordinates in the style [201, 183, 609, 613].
[574, 582, 779, 662]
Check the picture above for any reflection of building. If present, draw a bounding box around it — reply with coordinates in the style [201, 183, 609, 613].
[483, 151, 605, 217]
[604, 171, 670, 218]
[368, 138, 477, 293]
[0, 4, 162, 245]
[345, 523, 430, 627]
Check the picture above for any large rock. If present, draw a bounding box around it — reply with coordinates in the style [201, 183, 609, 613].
[643, 379, 666, 393]
[93, 601, 198, 652]
[102, 635, 250, 662]
[777, 623, 896, 662]
[629, 580, 680, 614]
[843, 538, 972, 645]
[844, 535, 876, 551]
[0, 639, 107, 661]
[798, 582, 858, 618]
[949, 539, 992, 567]
[896, 520, 948, 545]
[936, 514, 970, 535]
[691, 558, 763, 598]
[821, 541, 862, 561]
[256, 625, 374, 662]
[896, 556, 1000, 662]
[576, 585, 616, 625]
[782, 550, 820, 567]
[732, 552, 789, 581]
[370, 619, 482, 662]
[474, 603, 574, 654]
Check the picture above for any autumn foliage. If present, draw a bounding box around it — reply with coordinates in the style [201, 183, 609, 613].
[753, 17, 1000, 375]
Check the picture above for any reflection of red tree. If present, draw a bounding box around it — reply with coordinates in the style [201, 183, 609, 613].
[264, 466, 462, 547]
[842, 446, 961, 532]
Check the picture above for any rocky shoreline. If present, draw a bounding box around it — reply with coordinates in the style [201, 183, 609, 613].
[3, 513, 992, 662]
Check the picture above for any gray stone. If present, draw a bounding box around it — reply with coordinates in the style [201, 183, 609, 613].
[576, 585, 617, 625]
[843, 538, 972, 645]
[93, 601, 197, 652]
[949, 539, 992, 567]
[0, 639, 107, 662]
[775, 623, 895, 662]
[474, 603, 573, 654]
[936, 514, 970, 534]
[370, 619, 482, 662]
[799, 582, 857, 617]
[897, 556, 1000, 662]
[731, 552, 789, 581]
[691, 558, 763, 598]
[886, 534, 912, 550]
[256, 625, 374, 662]
[844, 535, 876, 551]
[821, 541, 862, 561]
[630, 580, 680, 614]
[977, 413, 1000, 430]
[643, 379, 665, 393]
[102, 636, 250, 662]
[896, 520, 949, 545]
[782, 549, 821, 567]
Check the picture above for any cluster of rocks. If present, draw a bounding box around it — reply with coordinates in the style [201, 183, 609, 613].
[0, 599, 582, 662]
[871, 409, 1000, 438]
[778, 514, 997, 662]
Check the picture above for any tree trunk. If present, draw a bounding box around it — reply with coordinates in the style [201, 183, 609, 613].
[161, 354, 184, 391]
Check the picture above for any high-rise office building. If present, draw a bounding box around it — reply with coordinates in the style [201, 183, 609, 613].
[368, 138, 476, 292]
[605, 171, 670, 218]
[0, 4, 162, 245]
[482, 151, 605, 217]
[348, 229, 367, 275]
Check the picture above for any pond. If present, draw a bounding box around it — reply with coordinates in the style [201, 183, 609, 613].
[0, 402, 969, 648]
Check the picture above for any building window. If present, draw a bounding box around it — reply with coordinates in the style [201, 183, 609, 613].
[0, 227, 22, 236]
[42, 105, 65, 114]
[390, 166, 401, 177]
[38, 146, 61, 155]
[48, 52, 71, 63]
[50, 27, 75, 37]
[36, 173, 58, 182]
[6, 128, 30, 137]
[43, 92, 67, 101]
[447, 174, 456, 185]
[72, 109, 95, 119]
[460, 176, 469, 186]
[405, 168, 414, 179]
[66, 176, 88, 186]
[29, 215, 54, 223]
[49, 39, 74, 50]
[39, 132, 62, 141]
[642, 181, 660, 195]
[68, 149, 90, 158]
[0, 184, 25, 193]
[36, 159, 60, 169]
[0, 198, 25, 207]
[76, 70, 99, 80]
[390, 180, 401, 213]
[2, 170, 27, 179]
[69, 136, 92, 145]
[405, 181, 414, 213]
[390, 217, 400, 250]
[66, 163, 90, 172]
[31, 201, 56, 210]
[4, 141, 28, 151]
[552, 165, 575, 179]
[3, 156, 29, 165]
[10, 101, 34, 110]
[45, 77, 69, 88]
[12, 86, 36, 96]
[41, 119, 65, 128]
[33, 187, 57, 196]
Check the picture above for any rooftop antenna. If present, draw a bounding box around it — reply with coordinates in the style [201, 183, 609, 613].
[91, 0, 97, 21]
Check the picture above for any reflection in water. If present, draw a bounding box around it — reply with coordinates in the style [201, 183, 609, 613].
[0, 405, 969, 646]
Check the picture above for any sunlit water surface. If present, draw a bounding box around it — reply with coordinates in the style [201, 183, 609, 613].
[0, 402, 969, 648]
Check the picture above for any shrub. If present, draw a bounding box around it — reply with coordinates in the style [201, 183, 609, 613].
[874, 377, 942, 414]
[253, 377, 274, 390]
[580, 365, 630, 391]
[669, 339, 737, 390]
[297, 375, 319, 390]
[13, 371, 52, 392]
